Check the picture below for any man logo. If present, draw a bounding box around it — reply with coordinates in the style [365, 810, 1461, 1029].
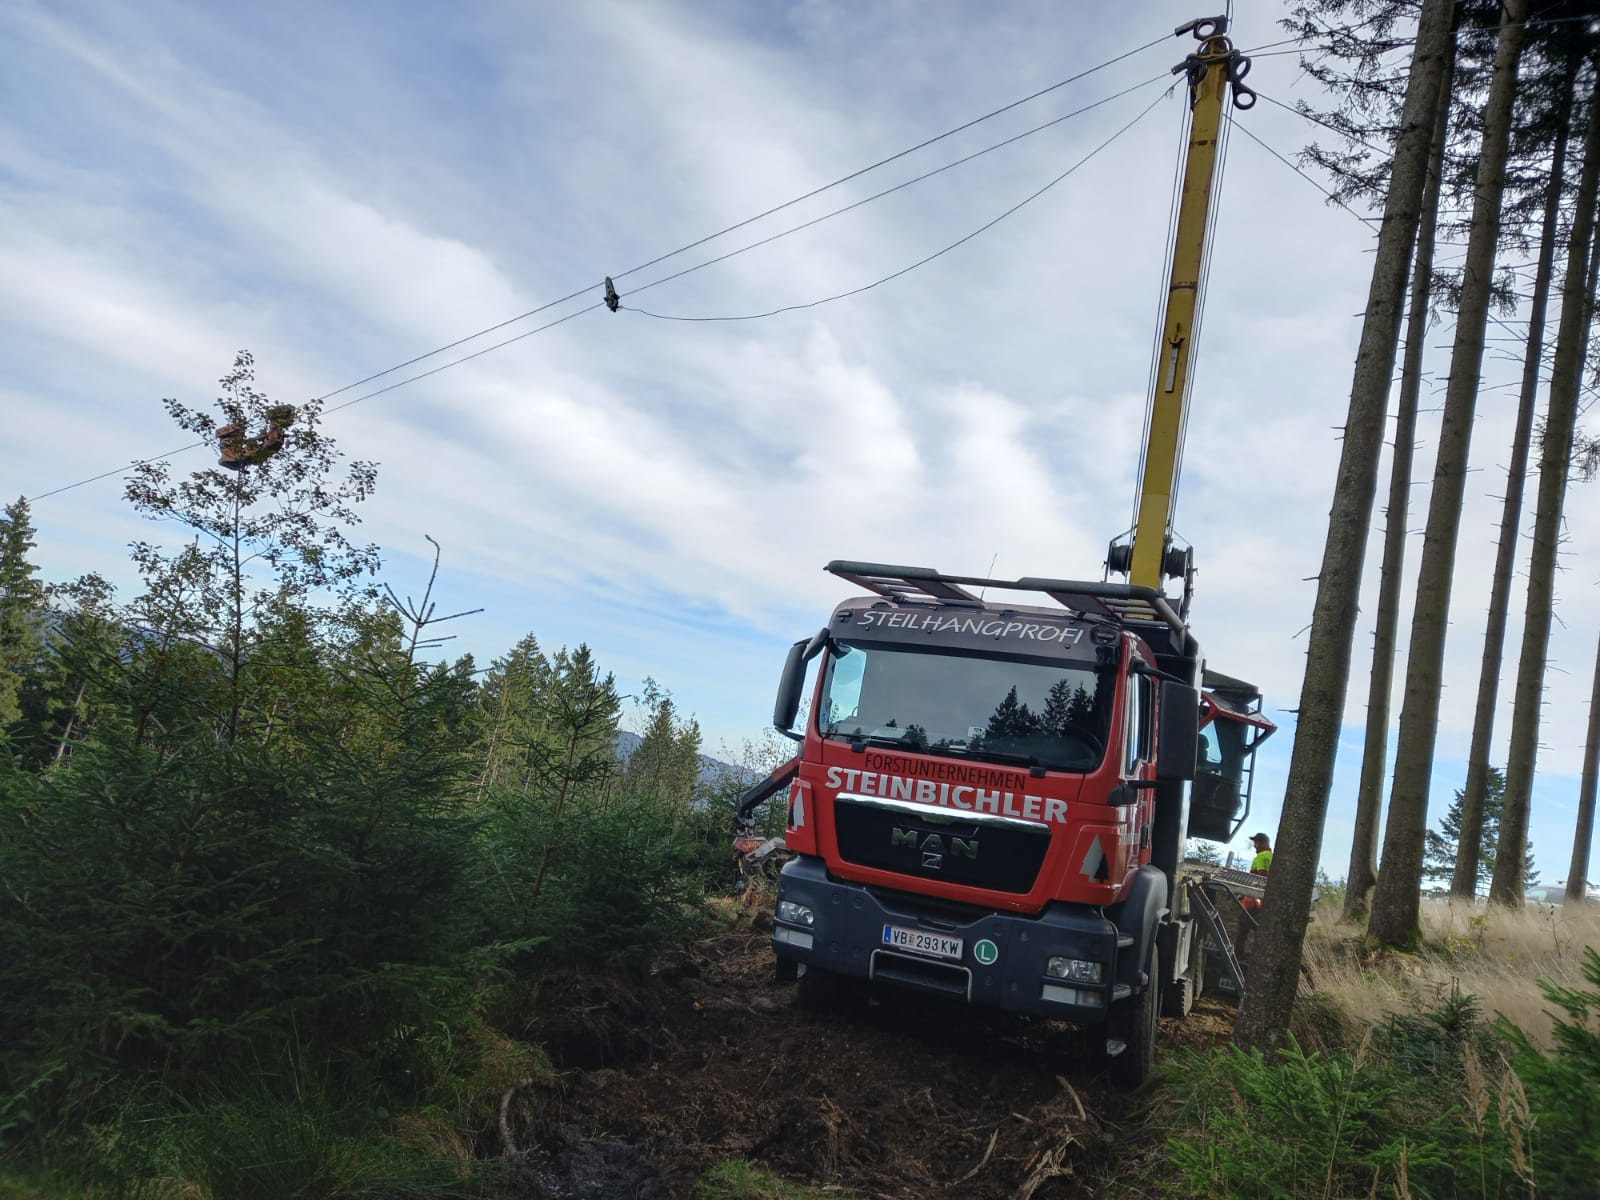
[890, 827, 978, 871]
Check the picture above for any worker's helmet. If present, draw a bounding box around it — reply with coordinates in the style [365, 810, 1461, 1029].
[1249, 832, 1271, 846]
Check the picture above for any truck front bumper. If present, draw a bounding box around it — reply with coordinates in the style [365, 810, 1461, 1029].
[773, 856, 1124, 1020]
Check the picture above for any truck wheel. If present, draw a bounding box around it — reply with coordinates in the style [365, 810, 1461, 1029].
[775, 955, 798, 983]
[1109, 945, 1160, 1088]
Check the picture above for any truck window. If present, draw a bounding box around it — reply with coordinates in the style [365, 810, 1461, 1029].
[1123, 681, 1139, 775]
[818, 641, 1113, 772]
[824, 645, 865, 727]
[1122, 675, 1155, 774]
[1138, 675, 1154, 762]
[1200, 714, 1246, 781]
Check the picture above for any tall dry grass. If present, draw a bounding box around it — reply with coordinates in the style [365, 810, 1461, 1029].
[1302, 898, 1600, 1047]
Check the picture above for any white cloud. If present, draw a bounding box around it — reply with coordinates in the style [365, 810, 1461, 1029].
[3, 0, 1596, 883]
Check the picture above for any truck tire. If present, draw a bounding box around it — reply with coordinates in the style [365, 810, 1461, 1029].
[774, 955, 799, 983]
[1109, 945, 1160, 1088]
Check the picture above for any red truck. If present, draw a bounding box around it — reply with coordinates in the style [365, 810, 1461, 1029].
[738, 562, 1273, 1085]
[736, 17, 1272, 1085]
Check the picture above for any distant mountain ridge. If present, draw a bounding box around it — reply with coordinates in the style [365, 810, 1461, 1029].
[613, 730, 753, 790]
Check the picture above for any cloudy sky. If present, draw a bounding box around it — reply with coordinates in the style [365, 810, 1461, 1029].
[3, 0, 1596, 884]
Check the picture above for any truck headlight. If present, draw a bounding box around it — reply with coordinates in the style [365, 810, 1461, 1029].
[1045, 956, 1103, 983]
[777, 900, 814, 927]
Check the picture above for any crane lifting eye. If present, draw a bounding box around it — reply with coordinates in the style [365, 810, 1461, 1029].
[1174, 15, 1227, 41]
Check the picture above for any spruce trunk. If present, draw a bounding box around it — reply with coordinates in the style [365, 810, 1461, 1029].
[1346, 56, 1454, 920]
[1369, 4, 1527, 946]
[1451, 68, 1576, 901]
[1567, 626, 1600, 906]
[1490, 83, 1600, 908]
[1233, 0, 1456, 1050]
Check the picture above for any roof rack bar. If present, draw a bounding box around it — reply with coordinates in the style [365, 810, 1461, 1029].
[825, 561, 983, 604]
[825, 561, 1187, 636]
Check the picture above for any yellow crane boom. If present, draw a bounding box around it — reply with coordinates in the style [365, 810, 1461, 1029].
[1111, 17, 1254, 607]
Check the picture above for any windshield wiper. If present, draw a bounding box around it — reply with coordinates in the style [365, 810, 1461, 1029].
[834, 732, 911, 752]
[920, 743, 1042, 768]
[830, 732, 1049, 770]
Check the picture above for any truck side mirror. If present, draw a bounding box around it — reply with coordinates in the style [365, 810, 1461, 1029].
[1156, 680, 1199, 781]
[773, 628, 829, 740]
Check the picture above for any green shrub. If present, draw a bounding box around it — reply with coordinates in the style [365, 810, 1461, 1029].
[1162, 995, 1533, 1199]
[172, 1082, 478, 1200]
[1502, 947, 1600, 1200]
[0, 668, 494, 1134]
[0, 356, 736, 1189]
[479, 788, 719, 972]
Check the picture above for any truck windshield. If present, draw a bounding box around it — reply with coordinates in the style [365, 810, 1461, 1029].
[819, 641, 1114, 771]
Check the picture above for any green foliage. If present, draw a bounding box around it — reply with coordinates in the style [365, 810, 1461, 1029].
[1163, 995, 1534, 1199]
[10, 572, 120, 769]
[483, 789, 720, 971]
[1424, 767, 1538, 890]
[1187, 841, 1222, 866]
[170, 1080, 479, 1200]
[1501, 948, 1600, 1199]
[122, 351, 379, 741]
[0, 353, 735, 1191]
[622, 676, 705, 813]
[0, 653, 492, 1128]
[0, 497, 45, 729]
[1313, 868, 1347, 915]
[9, 1072, 489, 1200]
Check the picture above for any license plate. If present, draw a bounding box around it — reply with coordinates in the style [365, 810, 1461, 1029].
[882, 923, 963, 960]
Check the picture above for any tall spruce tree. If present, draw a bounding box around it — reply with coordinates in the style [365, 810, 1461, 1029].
[12, 573, 119, 768]
[1492, 68, 1600, 907]
[123, 351, 378, 741]
[1370, 0, 1529, 945]
[623, 679, 704, 822]
[528, 645, 622, 901]
[1347, 48, 1455, 919]
[1423, 766, 1537, 890]
[0, 497, 45, 729]
[1568, 626, 1600, 904]
[473, 633, 554, 798]
[1235, 0, 1457, 1050]
[1452, 52, 1580, 900]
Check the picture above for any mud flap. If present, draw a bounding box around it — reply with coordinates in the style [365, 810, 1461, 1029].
[1107, 865, 1169, 990]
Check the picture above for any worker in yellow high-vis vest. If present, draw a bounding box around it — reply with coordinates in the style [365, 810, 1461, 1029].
[1249, 833, 1274, 875]
[1239, 833, 1273, 923]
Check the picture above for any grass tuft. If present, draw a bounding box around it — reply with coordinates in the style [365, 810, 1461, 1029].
[1302, 898, 1600, 1047]
[695, 1158, 863, 1200]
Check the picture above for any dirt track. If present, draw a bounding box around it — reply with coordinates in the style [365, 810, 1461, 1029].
[515, 908, 1237, 1199]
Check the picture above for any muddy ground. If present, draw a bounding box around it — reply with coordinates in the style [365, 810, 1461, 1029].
[509, 907, 1238, 1200]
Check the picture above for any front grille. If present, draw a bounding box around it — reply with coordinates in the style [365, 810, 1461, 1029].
[871, 951, 970, 998]
[833, 799, 1049, 894]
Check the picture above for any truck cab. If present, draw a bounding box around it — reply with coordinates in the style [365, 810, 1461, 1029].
[753, 562, 1269, 1083]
